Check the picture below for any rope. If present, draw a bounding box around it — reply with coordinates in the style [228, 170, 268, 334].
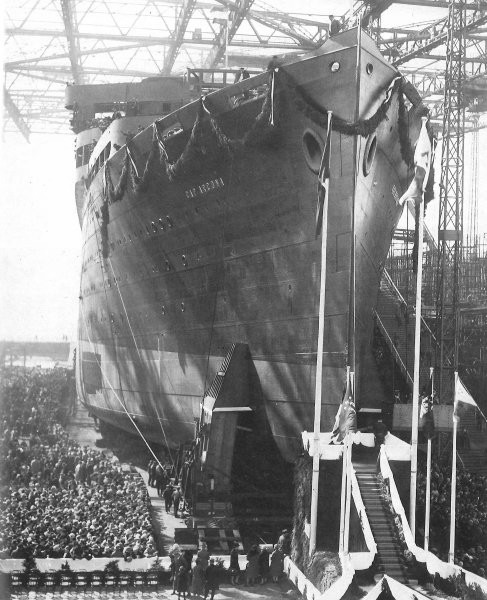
[85, 197, 177, 473]
[79, 299, 166, 471]
[107, 257, 142, 362]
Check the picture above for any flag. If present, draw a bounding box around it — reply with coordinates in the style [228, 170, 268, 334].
[419, 369, 435, 438]
[398, 116, 432, 206]
[454, 375, 477, 418]
[315, 111, 332, 236]
[331, 368, 357, 444]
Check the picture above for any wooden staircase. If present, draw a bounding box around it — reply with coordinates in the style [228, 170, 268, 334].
[354, 462, 410, 584]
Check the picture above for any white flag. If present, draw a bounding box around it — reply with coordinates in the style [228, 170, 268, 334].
[398, 116, 432, 206]
[455, 377, 477, 409]
[414, 116, 432, 191]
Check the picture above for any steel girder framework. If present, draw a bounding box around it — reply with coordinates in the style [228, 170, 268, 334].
[3, 0, 327, 135]
[204, 0, 255, 68]
[4, 1, 487, 137]
[435, 0, 466, 403]
[60, 0, 84, 84]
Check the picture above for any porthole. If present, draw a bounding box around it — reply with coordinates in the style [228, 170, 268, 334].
[363, 133, 377, 176]
[302, 129, 324, 174]
[366, 63, 374, 75]
[330, 61, 340, 73]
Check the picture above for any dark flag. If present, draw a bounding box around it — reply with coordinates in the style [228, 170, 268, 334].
[331, 368, 357, 444]
[419, 368, 435, 438]
[315, 111, 332, 237]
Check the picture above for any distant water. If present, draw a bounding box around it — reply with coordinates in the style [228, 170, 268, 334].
[7, 357, 71, 369]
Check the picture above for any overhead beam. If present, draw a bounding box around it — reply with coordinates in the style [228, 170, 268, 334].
[387, 0, 487, 8]
[392, 10, 487, 66]
[5, 42, 166, 69]
[163, 0, 197, 74]
[409, 53, 487, 62]
[59, 0, 84, 84]
[215, 0, 322, 46]
[4, 28, 313, 50]
[3, 89, 31, 142]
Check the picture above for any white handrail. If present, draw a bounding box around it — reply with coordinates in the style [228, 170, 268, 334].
[283, 556, 324, 600]
[379, 447, 487, 593]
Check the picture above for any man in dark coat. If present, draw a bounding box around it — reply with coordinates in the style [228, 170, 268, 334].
[148, 460, 156, 487]
[155, 463, 166, 496]
[204, 559, 221, 600]
[163, 483, 174, 513]
[173, 486, 181, 518]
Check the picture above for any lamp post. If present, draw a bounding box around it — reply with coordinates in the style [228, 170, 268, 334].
[209, 474, 215, 516]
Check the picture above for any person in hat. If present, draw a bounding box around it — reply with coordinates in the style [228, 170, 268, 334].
[269, 544, 284, 583]
[245, 545, 260, 586]
[204, 558, 221, 600]
[277, 529, 291, 555]
[173, 486, 181, 518]
[229, 542, 240, 585]
[191, 557, 206, 598]
[164, 483, 174, 513]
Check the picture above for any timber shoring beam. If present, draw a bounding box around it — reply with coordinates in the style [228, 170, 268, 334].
[3, 89, 31, 142]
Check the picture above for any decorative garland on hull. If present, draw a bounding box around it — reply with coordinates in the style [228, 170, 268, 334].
[96, 68, 430, 259]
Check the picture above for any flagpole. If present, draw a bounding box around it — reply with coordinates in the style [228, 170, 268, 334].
[339, 433, 347, 553]
[309, 114, 332, 557]
[343, 373, 355, 554]
[343, 426, 353, 554]
[424, 368, 434, 552]
[409, 191, 425, 541]
[449, 372, 459, 563]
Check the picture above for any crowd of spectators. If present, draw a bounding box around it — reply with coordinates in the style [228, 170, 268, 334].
[0, 367, 157, 560]
[417, 460, 487, 575]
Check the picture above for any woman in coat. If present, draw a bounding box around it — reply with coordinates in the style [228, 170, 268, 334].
[176, 563, 189, 599]
[245, 545, 260, 585]
[190, 558, 205, 597]
[269, 544, 284, 582]
[229, 542, 240, 585]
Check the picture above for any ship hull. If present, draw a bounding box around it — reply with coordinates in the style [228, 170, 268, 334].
[76, 28, 419, 461]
